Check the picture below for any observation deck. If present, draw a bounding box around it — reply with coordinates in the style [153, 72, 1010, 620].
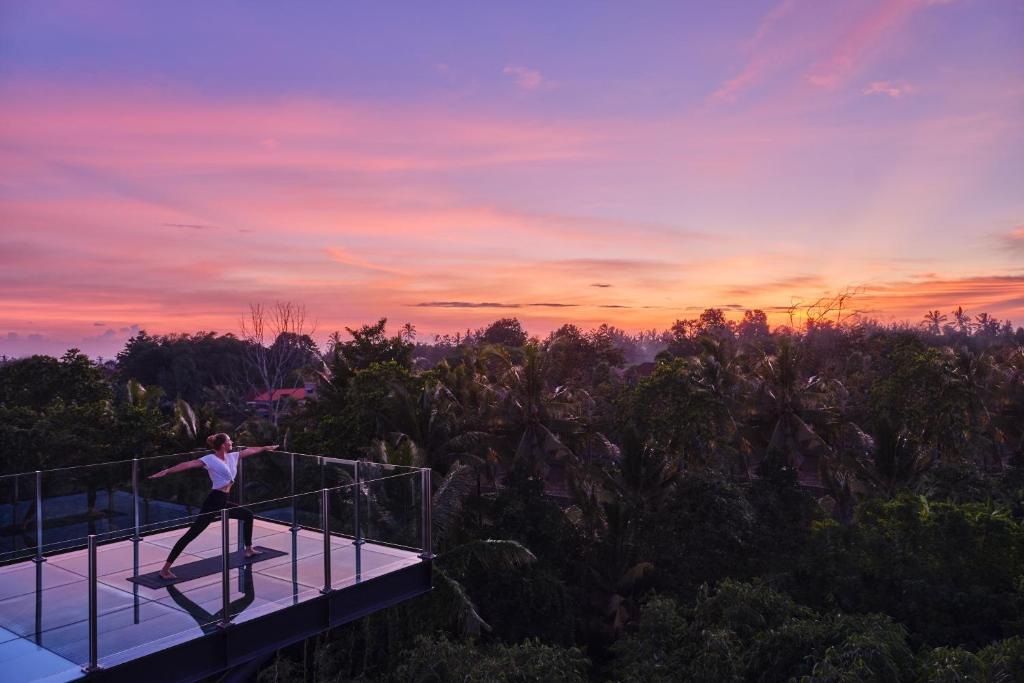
[0, 452, 433, 682]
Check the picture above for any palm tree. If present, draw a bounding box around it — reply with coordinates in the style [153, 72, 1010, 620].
[484, 344, 582, 485]
[952, 306, 972, 335]
[567, 430, 676, 638]
[425, 464, 537, 634]
[923, 310, 947, 335]
[691, 336, 755, 478]
[752, 338, 834, 482]
[374, 378, 491, 473]
[949, 346, 1002, 470]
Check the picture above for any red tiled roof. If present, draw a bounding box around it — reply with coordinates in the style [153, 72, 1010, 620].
[251, 387, 307, 402]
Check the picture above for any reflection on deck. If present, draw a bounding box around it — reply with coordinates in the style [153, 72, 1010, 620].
[0, 518, 429, 682]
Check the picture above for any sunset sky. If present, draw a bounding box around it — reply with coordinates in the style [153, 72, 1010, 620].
[1, 1, 1022, 358]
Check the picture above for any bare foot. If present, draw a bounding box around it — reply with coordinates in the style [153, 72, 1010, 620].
[159, 568, 177, 580]
[244, 547, 262, 558]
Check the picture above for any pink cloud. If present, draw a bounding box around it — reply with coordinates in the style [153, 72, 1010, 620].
[804, 0, 918, 90]
[502, 65, 551, 91]
[710, 0, 798, 102]
[325, 247, 401, 274]
[1003, 225, 1024, 253]
[0, 65, 1020, 348]
[0, 84, 592, 176]
[856, 273, 1024, 323]
[862, 80, 916, 98]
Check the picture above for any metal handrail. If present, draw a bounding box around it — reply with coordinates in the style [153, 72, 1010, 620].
[1, 452, 429, 564]
[12, 460, 432, 673]
[0, 449, 424, 480]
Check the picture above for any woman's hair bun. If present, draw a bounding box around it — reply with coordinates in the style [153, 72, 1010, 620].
[207, 433, 229, 449]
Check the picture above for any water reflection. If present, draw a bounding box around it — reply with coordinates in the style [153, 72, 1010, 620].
[165, 566, 256, 633]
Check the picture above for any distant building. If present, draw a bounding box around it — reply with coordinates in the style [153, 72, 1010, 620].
[247, 380, 317, 415]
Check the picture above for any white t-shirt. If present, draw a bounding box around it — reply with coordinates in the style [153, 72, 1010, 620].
[200, 452, 240, 489]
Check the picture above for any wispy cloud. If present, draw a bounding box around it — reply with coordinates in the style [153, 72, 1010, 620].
[163, 222, 216, 230]
[1002, 225, 1024, 254]
[710, 0, 798, 102]
[804, 0, 918, 90]
[723, 274, 827, 297]
[591, 283, 612, 288]
[503, 65, 552, 91]
[415, 301, 520, 308]
[862, 80, 916, 98]
[857, 273, 1024, 321]
[414, 301, 578, 309]
[325, 248, 400, 274]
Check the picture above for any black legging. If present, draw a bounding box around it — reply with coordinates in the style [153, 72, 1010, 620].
[166, 489, 253, 565]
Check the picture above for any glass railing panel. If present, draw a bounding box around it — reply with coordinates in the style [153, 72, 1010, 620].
[360, 469, 421, 551]
[240, 451, 355, 510]
[38, 460, 135, 552]
[0, 472, 40, 563]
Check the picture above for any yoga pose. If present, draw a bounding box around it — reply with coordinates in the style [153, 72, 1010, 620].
[148, 433, 279, 580]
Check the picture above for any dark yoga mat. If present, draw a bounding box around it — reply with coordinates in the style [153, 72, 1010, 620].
[128, 546, 288, 588]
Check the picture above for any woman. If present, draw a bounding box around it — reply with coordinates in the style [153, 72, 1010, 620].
[149, 433, 279, 580]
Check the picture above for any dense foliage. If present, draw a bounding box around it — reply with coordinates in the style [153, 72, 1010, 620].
[2, 306, 1023, 681]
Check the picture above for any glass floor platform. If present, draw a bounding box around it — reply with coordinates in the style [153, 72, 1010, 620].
[0, 518, 423, 681]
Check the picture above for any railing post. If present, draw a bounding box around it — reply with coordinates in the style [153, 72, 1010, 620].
[355, 532, 362, 583]
[34, 560, 42, 643]
[289, 452, 299, 531]
[353, 462, 364, 546]
[81, 534, 101, 673]
[320, 489, 331, 594]
[13, 475, 19, 547]
[365, 463, 373, 543]
[290, 528, 299, 604]
[236, 456, 245, 555]
[32, 471, 45, 563]
[219, 509, 231, 629]
[419, 468, 433, 560]
[131, 458, 141, 542]
[132, 540, 140, 625]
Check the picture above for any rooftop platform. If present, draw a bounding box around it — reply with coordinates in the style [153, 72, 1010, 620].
[0, 454, 433, 682]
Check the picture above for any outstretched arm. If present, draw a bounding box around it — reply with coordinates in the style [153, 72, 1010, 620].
[240, 444, 280, 459]
[148, 459, 203, 479]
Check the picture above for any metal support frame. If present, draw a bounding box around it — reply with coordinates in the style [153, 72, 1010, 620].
[131, 458, 141, 542]
[219, 509, 231, 629]
[82, 534, 101, 673]
[419, 468, 433, 560]
[353, 462, 364, 546]
[32, 470, 45, 563]
[320, 488, 332, 594]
